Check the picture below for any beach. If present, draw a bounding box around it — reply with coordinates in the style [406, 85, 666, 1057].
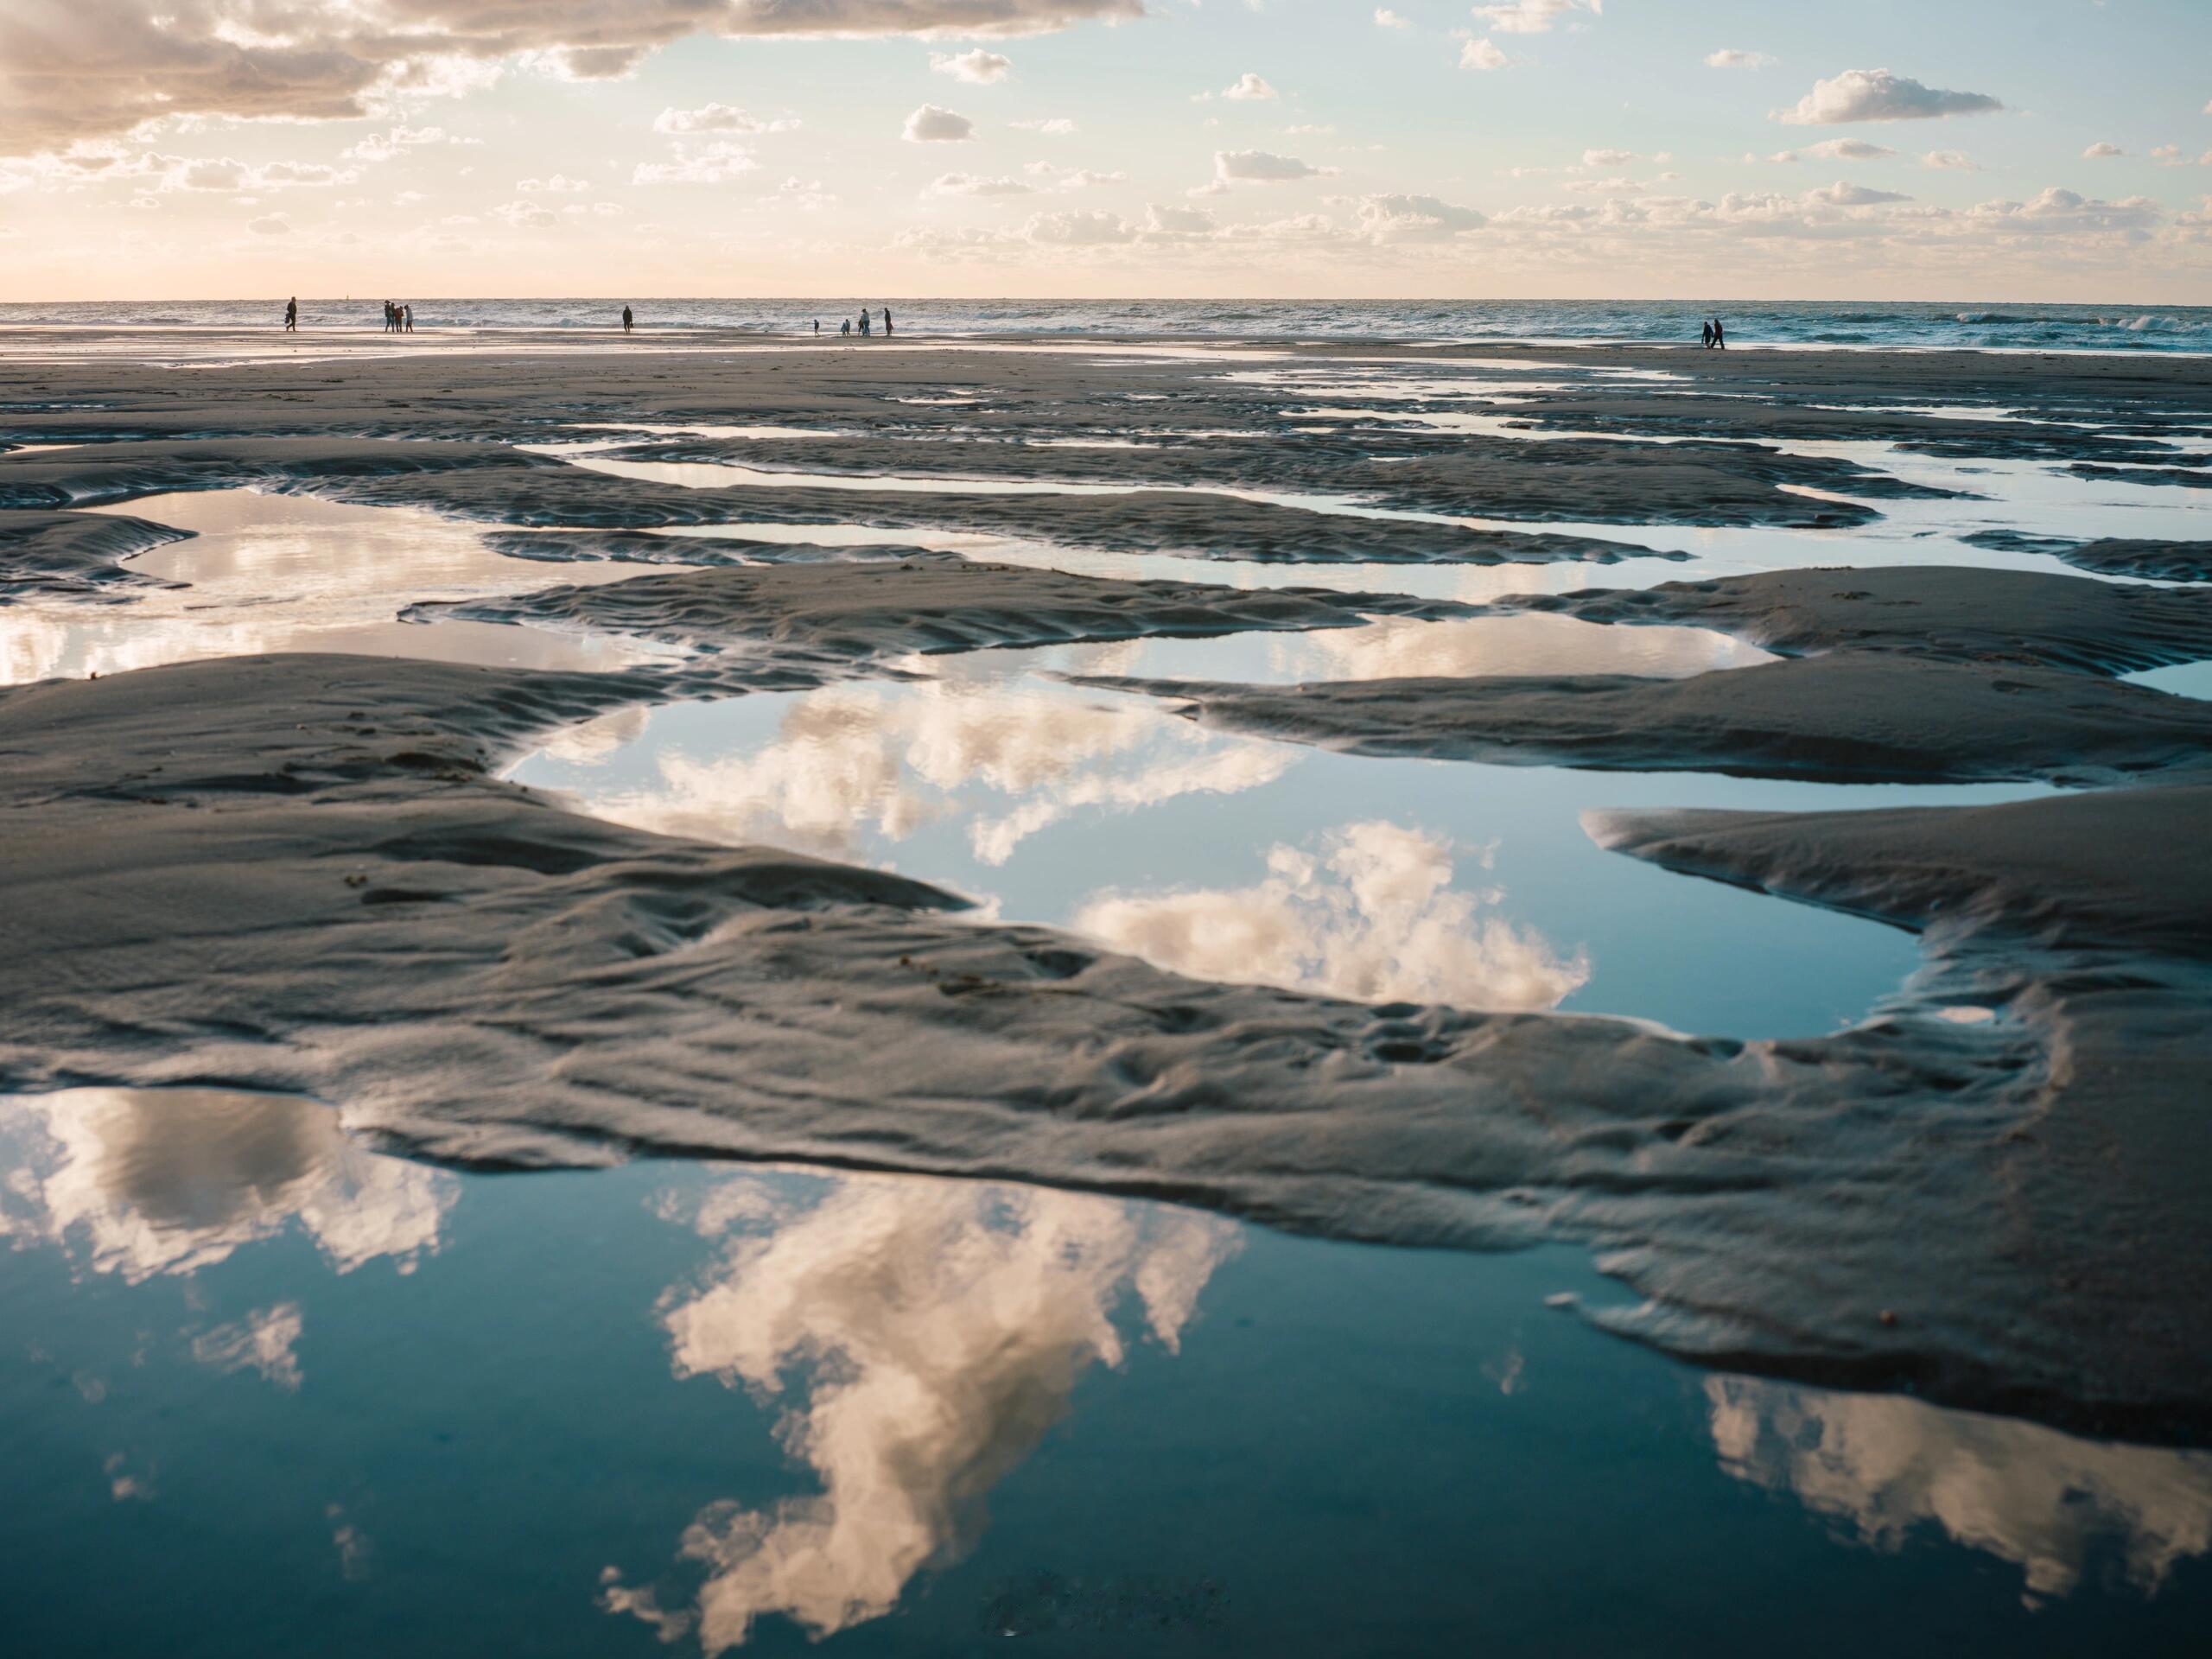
[3, 323, 2209, 1652]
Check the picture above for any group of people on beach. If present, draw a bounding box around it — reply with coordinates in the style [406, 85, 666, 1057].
[814, 308, 893, 339]
[1700, 316, 1727, 349]
[383, 301, 414, 334]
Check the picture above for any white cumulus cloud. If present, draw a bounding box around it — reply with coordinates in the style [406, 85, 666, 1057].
[1460, 38, 1510, 72]
[1223, 73, 1278, 101]
[1775, 67, 2004, 125]
[903, 104, 976, 143]
[1472, 0, 1598, 35]
[931, 49, 1013, 83]
[1213, 149, 1331, 183]
[1706, 48, 1773, 70]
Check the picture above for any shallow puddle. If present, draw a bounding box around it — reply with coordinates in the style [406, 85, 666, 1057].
[0, 489, 695, 684]
[3, 1085, 2204, 1658]
[508, 667, 2039, 1039]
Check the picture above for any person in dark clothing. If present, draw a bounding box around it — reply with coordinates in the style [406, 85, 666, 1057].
[1711, 316, 1726, 349]
[622, 305, 633, 334]
[283, 296, 297, 331]
[1700, 319, 1713, 349]
[882, 307, 893, 337]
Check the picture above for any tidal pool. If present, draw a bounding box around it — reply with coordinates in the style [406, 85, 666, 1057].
[3, 1087, 2207, 1658]
[509, 664, 2044, 1039]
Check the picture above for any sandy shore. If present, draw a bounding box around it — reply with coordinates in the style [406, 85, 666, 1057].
[3, 331, 2209, 1438]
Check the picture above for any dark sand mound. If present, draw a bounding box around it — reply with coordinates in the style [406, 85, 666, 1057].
[1493, 565, 2212, 676]
[0, 435, 546, 510]
[413, 559, 1475, 662]
[2071, 462, 2212, 490]
[1963, 531, 2212, 584]
[1588, 788, 2212, 1433]
[408, 472, 1665, 568]
[0, 435, 1673, 569]
[485, 530, 944, 566]
[1077, 652, 2212, 785]
[606, 429, 1946, 527]
[0, 509, 190, 602]
[1465, 391, 2192, 465]
[3, 652, 2209, 1436]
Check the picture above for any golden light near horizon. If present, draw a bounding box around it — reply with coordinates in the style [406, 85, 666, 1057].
[1, 0, 2209, 302]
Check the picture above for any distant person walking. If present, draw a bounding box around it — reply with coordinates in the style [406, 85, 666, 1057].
[840, 318, 850, 337]
[812, 318, 820, 335]
[283, 296, 297, 331]
[882, 307, 893, 337]
[1711, 316, 1726, 350]
[404, 303, 414, 334]
[858, 308, 870, 337]
[1700, 319, 1713, 349]
[622, 305, 633, 334]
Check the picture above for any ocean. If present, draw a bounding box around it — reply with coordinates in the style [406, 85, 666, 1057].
[4, 296, 2210, 353]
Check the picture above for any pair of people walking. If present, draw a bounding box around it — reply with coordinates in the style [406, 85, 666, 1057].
[1700, 316, 1726, 349]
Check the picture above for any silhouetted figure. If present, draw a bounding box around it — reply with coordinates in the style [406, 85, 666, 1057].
[283, 296, 297, 331]
[1700, 319, 1713, 349]
[404, 304, 414, 334]
[882, 308, 893, 337]
[622, 305, 633, 334]
[858, 308, 870, 337]
[840, 318, 850, 337]
[1711, 316, 1726, 350]
[812, 318, 820, 335]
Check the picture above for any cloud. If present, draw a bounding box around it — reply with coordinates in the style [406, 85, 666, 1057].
[1706, 48, 1772, 70]
[1214, 148, 1331, 183]
[1075, 822, 1586, 1009]
[1922, 149, 1980, 171]
[1222, 73, 1278, 101]
[194, 1304, 305, 1392]
[1054, 167, 1128, 190]
[903, 104, 976, 142]
[603, 1173, 1236, 1650]
[1774, 67, 2004, 125]
[1012, 117, 1076, 134]
[1143, 201, 1216, 236]
[1460, 38, 1510, 72]
[1805, 138, 1896, 161]
[491, 199, 560, 227]
[654, 103, 795, 135]
[1968, 186, 2162, 235]
[1705, 1376, 2212, 1605]
[517, 174, 589, 194]
[632, 141, 758, 184]
[2083, 141, 2125, 160]
[0, 0, 1143, 156]
[1356, 192, 1487, 242]
[0, 1089, 452, 1283]
[246, 212, 292, 233]
[1025, 207, 1135, 244]
[925, 171, 1030, 196]
[1804, 180, 1910, 207]
[1375, 8, 1411, 28]
[931, 48, 1012, 82]
[1472, 0, 1598, 34]
[344, 125, 480, 166]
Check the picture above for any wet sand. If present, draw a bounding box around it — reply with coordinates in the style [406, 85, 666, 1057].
[3, 329, 2209, 1444]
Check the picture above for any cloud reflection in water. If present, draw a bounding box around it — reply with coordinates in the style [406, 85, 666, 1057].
[1706, 1376, 2212, 1605]
[603, 1172, 1238, 1652]
[0, 1088, 454, 1282]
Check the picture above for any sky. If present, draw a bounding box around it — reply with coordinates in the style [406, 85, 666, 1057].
[1, 0, 2209, 302]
